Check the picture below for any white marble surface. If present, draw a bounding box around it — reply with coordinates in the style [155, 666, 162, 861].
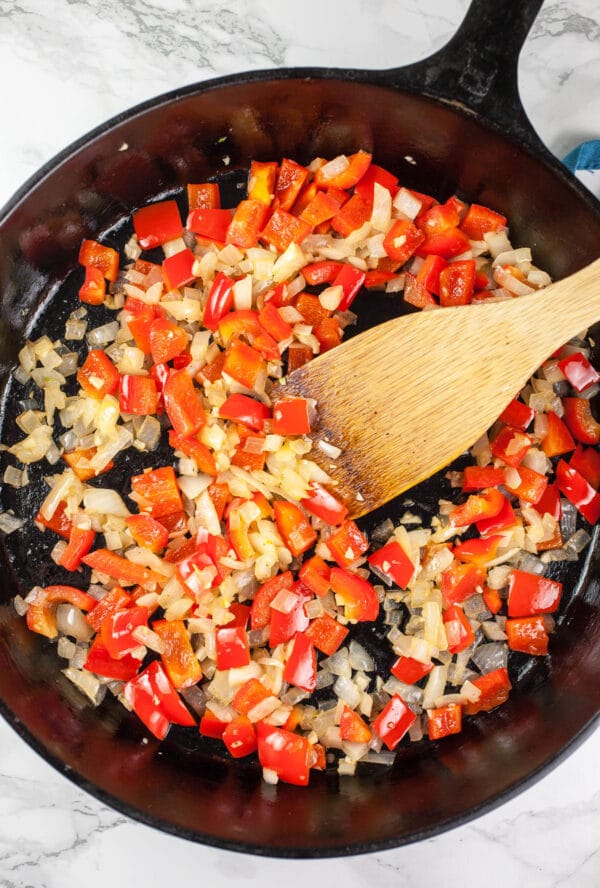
[1, 0, 600, 884]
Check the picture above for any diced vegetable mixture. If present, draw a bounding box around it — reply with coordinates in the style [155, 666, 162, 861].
[2, 151, 599, 787]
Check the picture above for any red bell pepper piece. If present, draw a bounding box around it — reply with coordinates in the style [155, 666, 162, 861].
[302, 260, 345, 286]
[299, 190, 341, 227]
[256, 722, 311, 786]
[569, 445, 600, 490]
[222, 340, 265, 389]
[462, 466, 506, 491]
[449, 487, 506, 527]
[124, 661, 195, 740]
[199, 708, 228, 739]
[330, 194, 372, 236]
[304, 612, 349, 656]
[248, 160, 278, 205]
[298, 555, 331, 598]
[403, 272, 437, 308]
[100, 605, 149, 659]
[556, 459, 600, 524]
[383, 219, 425, 264]
[340, 706, 372, 743]
[79, 266, 106, 305]
[226, 199, 269, 249]
[428, 703, 462, 740]
[186, 208, 231, 243]
[327, 521, 368, 568]
[218, 393, 271, 431]
[463, 667, 512, 715]
[417, 227, 471, 258]
[62, 447, 114, 482]
[222, 715, 257, 758]
[162, 248, 196, 291]
[438, 259, 476, 305]
[215, 625, 251, 670]
[83, 549, 162, 587]
[77, 349, 119, 399]
[391, 656, 433, 684]
[363, 269, 398, 289]
[332, 263, 366, 311]
[482, 585, 503, 615]
[86, 586, 132, 632]
[149, 317, 189, 364]
[216, 308, 261, 344]
[329, 567, 379, 622]
[163, 369, 205, 436]
[507, 569, 562, 617]
[443, 603, 475, 653]
[169, 430, 217, 476]
[499, 398, 535, 431]
[294, 292, 330, 328]
[119, 374, 159, 415]
[533, 482, 562, 520]
[250, 571, 294, 630]
[287, 342, 314, 372]
[258, 302, 293, 342]
[261, 209, 312, 252]
[78, 238, 119, 282]
[300, 483, 348, 526]
[372, 694, 416, 750]
[313, 150, 372, 190]
[416, 254, 447, 296]
[274, 158, 310, 211]
[272, 397, 312, 435]
[203, 271, 234, 331]
[58, 525, 96, 572]
[440, 562, 485, 606]
[83, 637, 141, 682]
[368, 539, 414, 588]
[541, 410, 576, 457]
[562, 397, 600, 445]
[152, 619, 203, 688]
[187, 182, 221, 210]
[283, 632, 317, 692]
[476, 496, 517, 535]
[269, 581, 311, 646]
[504, 465, 548, 505]
[230, 427, 266, 472]
[273, 500, 316, 557]
[232, 678, 272, 716]
[354, 163, 398, 201]
[26, 584, 96, 639]
[460, 203, 507, 239]
[133, 200, 183, 250]
[453, 535, 503, 568]
[127, 307, 157, 355]
[131, 466, 183, 519]
[490, 426, 532, 467]
[506, 616, 549, 655]
[557, 352, 600, 392]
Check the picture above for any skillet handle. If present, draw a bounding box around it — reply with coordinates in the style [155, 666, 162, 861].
[378, 0, 548, 156]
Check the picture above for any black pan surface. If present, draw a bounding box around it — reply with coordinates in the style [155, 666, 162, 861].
[1, 0, 599, 857]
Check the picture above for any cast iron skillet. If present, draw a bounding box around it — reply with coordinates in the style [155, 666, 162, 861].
[1, 0, 599, 858]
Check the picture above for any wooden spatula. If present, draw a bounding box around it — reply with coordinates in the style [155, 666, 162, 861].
[276, 258, 600, 519]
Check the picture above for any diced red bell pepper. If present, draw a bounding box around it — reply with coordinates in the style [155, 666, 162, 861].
[261, 209, 312, 252]
[332, 263, 366, 311]
[269, 580, 311, 645]
[79, 266, 106, 305]
[124, 660, 195, 740]
[226, 199, 269, 249]
[131, 466, 184, 519]
[482, 584, 502, 615]
[453, 534, 503, 568]
[438, 259, 476, 306]
[83, 548, 162, 587]
[304, 612, 349, 655]
[133, 200, 183, 250]
[87, 586, 133, 632]
[162, 248, 196, 291]
[217, 308, 261, 345]
[383, 219, 425, 264]
[428, 703, 462, 740]
[232, 677, 272, 716]
[119, 374, 158, 416]
[300, 483, 348, 526]
[327, 521, 368, 568]
[272, 398, 312, 435]
[230, 427, 266, 472]
[222, 340, 265, 390]
[476, 496, 517, 535]
[329, 567, 379, 622]
[506, 616, 549, 655]
[443, 603, 475, 653]
[417, 227, 471, 258]
[287, 342, 314, 372]
[460, 203, 507, 240]
[541, 410, 576, 457]
[77, 349, 120, 399]
[441, 562, 485, 606]
[199, 708, 228, 739]
[26, 584, 97, 639]
[149, 317, 189, 364]
[100, 605, 149, 659]
[462, 466, 506, 491]
[562, 397, 600, 445]
[283, 632, 317, 692]
[294, 292, 331, 327]
[187, 182, 221, 210]
[152, 619, 202, 688]
[403, 272, 437, 308]
[557, 352, 600, 392]
[313, 150, 372, 190]
[273, 500, 316, 557]
[490, 426, 532, 467]
[340, 706, 372, 743]
[368, 539, 414, 588]
[302, 260, 344, 286]
[218, 393, 270, 431]
[275, 158, 310, 211]
[330, 194, 372, 237]
[247, 160, 278, 205]
[499, 398, 535, 431]
[167, 430, 216, 476]
[298, 555, 331, 598]
[556, 459, 600, 524]
[449, 487, 506, 527]
[372, 694, 416, 750]
[203, 271, 234, 331]
[222, 715, 257, 758]
[215, 625, 251, 670]
[258, 302, 293, 342]
[569, 445, 600, 490]
[503, 465, 548, 505]
[354, 163, 398, 201]
[127, 307, 157, 355]
[364, 269, 398, 289]
[507, 569, 562, 617]
[256, 722, 311, 786]
[250, 571, 294, 630]
[62, 447, 114, 482]
[299, 190, 341, 227]
[391, 656, 433, 684]
[58, 525, 96, 572]
[463, 667, 512, 715]
[416, 201, 460, 235]
[78, 238, 119, 282]
[186, 208, 231, 243]
[83, 637, 141, 682]
[533, 482, 562, 520]
[416, 254, 447, 296]
[163, 369, 205, 436]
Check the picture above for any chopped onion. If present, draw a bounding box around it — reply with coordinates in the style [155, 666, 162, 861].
[472, 642, 508, 674]
[56, 604, 94, 643]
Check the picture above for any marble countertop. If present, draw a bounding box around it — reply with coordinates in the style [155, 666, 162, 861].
[1, 0, 600, 884]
